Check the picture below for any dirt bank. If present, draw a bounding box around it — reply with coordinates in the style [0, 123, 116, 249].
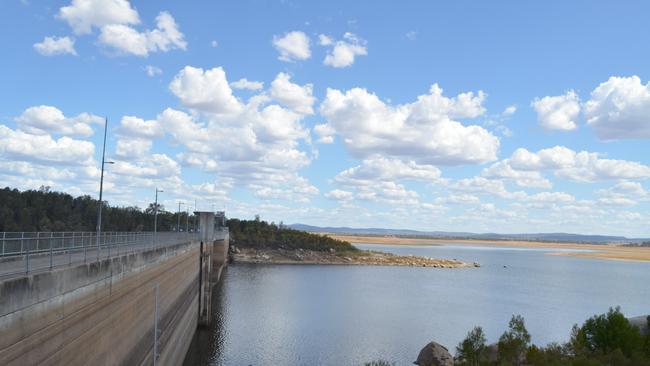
[328, 235, 650, 263]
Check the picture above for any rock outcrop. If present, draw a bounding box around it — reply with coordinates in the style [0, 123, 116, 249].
[413, 341, 454, 366]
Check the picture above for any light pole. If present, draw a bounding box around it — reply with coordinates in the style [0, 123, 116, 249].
[177, 201, 183, 232]
[154, 188, 163, 237]
[96, 117, 114, 259]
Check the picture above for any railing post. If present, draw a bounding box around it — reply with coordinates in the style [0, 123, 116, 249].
[84, 232, 87, 263]
[69, 232, 73, 265]
[49, 232, 54, 269]
[1, 231, 5, 256]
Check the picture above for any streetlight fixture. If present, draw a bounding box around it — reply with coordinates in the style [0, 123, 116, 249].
[96, 117, 114, 259]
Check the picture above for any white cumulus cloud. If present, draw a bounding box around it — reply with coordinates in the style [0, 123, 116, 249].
[531, 91, 580, 131]
[117, 115, 163, 139]
[325, 189, 353, 201]
[319, 84, 498, 165]
[490, 146, 650, 183]
[335, 157, 442, 185]
[15, 105, 102, 137]
[322, 32, 367, 68]
[115, 137, 152, 159]
[33, 36, 77, 56]
[272, 31, 311, 62]
[98, 11, 186, 57]
[126, 65, 316, 202]
[58, 0, 140, 35]
[482, 160, 552, 188]
[230, 78, 264, 91]
[0, 125, 95, 166]
[268, 73, 316, 115]
[169, 66, 242, 115]
[584, 75, 650, 140]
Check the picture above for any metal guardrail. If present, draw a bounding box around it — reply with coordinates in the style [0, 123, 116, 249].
[0, 231, 199, 278]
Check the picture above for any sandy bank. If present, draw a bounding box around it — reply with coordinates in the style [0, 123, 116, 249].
[231, 248, 477, 268]
[328, 234, 650, 263]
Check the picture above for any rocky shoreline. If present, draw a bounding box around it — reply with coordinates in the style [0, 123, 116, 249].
[230, 247, 479, 268]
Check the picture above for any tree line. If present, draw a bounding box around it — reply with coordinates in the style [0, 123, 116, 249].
[227, 216, 357, 252]
[0, 186, 196, 232]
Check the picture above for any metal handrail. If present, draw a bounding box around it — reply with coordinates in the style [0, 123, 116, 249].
[0, 231, 200, 278]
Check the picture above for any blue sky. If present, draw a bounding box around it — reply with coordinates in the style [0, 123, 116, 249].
[1, 0, 650, 236]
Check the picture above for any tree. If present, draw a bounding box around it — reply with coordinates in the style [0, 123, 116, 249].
[456, 326, 487, 366]
[498, 314, 531, 366]
[570, 307, 645, 360]
[146, 202, 164, 214]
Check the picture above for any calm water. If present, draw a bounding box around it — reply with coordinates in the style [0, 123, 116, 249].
[183, 244, 650, 366]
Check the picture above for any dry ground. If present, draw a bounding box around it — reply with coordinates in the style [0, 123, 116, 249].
[328, 234, 650, 263]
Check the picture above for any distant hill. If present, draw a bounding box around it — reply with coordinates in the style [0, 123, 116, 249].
[288, 224, 648, 244]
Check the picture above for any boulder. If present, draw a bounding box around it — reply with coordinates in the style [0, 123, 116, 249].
[413, 341, 453, 366]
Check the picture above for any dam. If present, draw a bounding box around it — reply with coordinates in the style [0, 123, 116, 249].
[0, 212, 228, 366]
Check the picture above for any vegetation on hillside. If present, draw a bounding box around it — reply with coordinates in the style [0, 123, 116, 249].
[0, 186, 194, 232]
[227, 217, 358, 252]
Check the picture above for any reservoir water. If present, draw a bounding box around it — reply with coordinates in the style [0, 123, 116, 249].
[183, 243, 650, 365]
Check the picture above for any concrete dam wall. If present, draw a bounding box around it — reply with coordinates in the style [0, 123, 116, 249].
[0, 213, 228, 366]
